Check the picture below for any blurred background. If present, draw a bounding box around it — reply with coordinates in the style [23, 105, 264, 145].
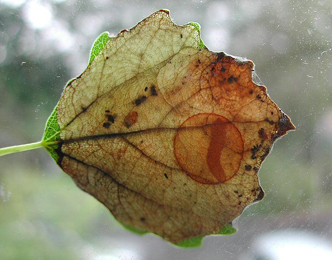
[0, 0, 331, 259]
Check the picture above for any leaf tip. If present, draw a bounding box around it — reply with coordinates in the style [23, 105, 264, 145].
[158, 8, 170, 15]
[88, 31, 110, 65]
[187, 21, 206, 49]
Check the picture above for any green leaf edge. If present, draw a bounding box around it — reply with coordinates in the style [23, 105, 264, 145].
[187, 22, 206, 49]
[42, 105, 61, 162]
[121, 223, 149, 235]
[43, 32, 111, 161]
[175, 224, 237, 248]
[88, 31, 110, 65]
[218, 223, 237, 236]
[121, 222, 236, 248]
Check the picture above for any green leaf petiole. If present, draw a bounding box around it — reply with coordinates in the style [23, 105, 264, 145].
[0, 140, 57, 157]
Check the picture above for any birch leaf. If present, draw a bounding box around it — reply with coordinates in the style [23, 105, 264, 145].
[0, 10, 295, 247]
[55, 9, 295, 245]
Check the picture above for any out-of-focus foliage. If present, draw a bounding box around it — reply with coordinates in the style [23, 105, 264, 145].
[1, 0, 331, 259]
[0, 167, 124, 260]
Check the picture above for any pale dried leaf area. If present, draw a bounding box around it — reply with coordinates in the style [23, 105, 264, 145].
[56, 10, 294, 243]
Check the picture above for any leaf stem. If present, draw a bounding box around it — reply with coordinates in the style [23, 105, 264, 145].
[0, 141, 45, 157]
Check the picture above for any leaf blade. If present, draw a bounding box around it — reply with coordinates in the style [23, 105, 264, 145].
[51, 10, 295, 246]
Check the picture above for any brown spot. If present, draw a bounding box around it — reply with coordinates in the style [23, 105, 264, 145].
[251, 144, 261, 159]
[273, 112, 296, 140]
[228, 76, 238, 83]
[160, 9, 170, 15]
[140, 217, 146, 222]
[254, 187, 265, 202]
[124, 111, 138, 128]
[106, 114, 115, 123]
[265, 118, 275, 125]
[134, 95, 147, 106]
[249, 89, 254, 95]
[216, 52, 225, 62]
[260, 148, 270, 161]
[150, 85, 158, 96]
[245, 165, 252, 171]
[258, 128, 267, 139]
[103, 122, 111, 128]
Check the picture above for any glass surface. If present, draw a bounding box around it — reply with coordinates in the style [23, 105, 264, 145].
[0, 0, 331, 259]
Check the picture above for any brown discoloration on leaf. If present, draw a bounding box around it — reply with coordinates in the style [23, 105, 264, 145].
[174, 114, 244, 184]
[56, 10, 295, 244]
[124, 111, 139, 128]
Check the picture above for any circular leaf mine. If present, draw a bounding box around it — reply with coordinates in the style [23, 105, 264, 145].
[174, 113, 244, 184]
